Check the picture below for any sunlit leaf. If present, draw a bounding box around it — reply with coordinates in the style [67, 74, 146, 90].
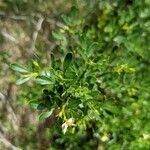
[36, 75, 53, 85]
[16, 76, 32, 85]
[11, 63, 29, 73]
[39, 108, 54, 120]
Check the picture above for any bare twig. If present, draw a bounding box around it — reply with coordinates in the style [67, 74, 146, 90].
[0, 12, 65, 29]
[46, 18, 65, 28]
[1, 30, 19, 44]
[30, 16, 44, 52]
[0, 11, 27, 21]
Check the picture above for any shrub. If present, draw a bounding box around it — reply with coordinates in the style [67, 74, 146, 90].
[11, 1, 150, 149]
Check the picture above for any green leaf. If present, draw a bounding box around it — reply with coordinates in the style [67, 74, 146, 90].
[103, 104, 120, 115]
[32, 60, 40, 71]
[10, 63, 29, 73]
[28, 100, 39, 109]
[36, 75, 53, 85]
[70, 6, 78, 18]
[39, 108, 54, 120]
[63, 53, 73, 71]
[113, 36, 125, 45]
[50, 53, 55, 67]
[37, 103, 47, 110]
[16, 76, 32, 85]
[52, 31, 65, 40]
[87, 42, 99, 57]
[61, 15, 70, 25]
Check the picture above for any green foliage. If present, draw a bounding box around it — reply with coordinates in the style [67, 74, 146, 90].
[10, 0, 150, 149]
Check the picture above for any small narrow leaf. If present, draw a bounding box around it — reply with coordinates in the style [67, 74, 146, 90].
[39, 108, 54, 120]
[28, 100, 39, 109]
[52, 31, 64, 40]
[16, 76, 32, 85]
[36, 75, 53, 85]
[32, 60, 40, 71]
[103, 105, 120, 115]
[63, 52, 73, 71]
[87, 42, 98, 57]
[61, 15, 70, 25]
[37, 103, 47, 110]
[11, 63, 29, 73]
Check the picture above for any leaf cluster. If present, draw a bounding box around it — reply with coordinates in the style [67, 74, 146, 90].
[11, 1, 150, 149]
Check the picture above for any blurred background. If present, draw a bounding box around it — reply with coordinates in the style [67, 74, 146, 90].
[0, 0, 76, 149]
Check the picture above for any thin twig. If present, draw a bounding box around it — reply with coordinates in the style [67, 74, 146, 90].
[0, 11, 27, 20]
[30, 16, 44, 52]
[1, 30, 19, 44]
